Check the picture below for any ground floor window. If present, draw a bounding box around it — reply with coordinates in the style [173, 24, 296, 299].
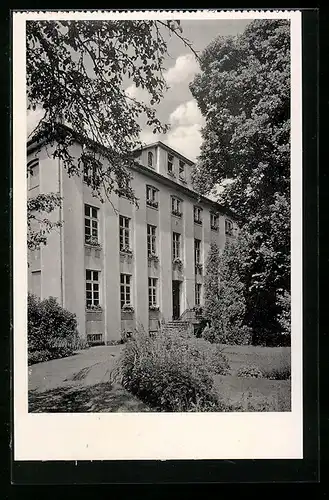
[148, 277, 158, 307]
[86, 270, 100, 308]
[120, 274, 131, 308]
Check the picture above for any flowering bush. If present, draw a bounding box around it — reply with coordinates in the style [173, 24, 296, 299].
[85, 235, 101, 247]
[146, 199, 158, 209]
[148, 252, 159, 262]
[173, 257, 183, 269]
[86, 304, 102, 311]
[236, 364, 263, 378]
[171, 209, 182, 217]
[28, 293, 81, 364]
[149, 305, 159, 311]
[120, 246, 133, 254]
[113, 329, 230, 412]
[121, 304, 134, 313]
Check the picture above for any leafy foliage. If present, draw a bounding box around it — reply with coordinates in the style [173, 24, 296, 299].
[27, 192, 62, 250]
[28, 293, 81, 364]
[236, 364, 263, 378]
[113, 329, 231, 412]
[190, 20, 290, 340]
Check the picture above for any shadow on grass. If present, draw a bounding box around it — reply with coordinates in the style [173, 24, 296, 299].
[29, 382, 152, 413]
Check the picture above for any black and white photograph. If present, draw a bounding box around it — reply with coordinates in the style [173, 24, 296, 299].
[13, 10, 303, 461]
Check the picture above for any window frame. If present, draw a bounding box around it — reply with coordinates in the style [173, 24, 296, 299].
[210, 212, 219, 231]
[194, 238, 201, 264]
[120, 273, 132, 308]
[119, 215, 131, 252]
[27, 158, 40, 190]
[195, 283, 202, 306]
[85, 269, 101, 309]
[225, 219, 233, 236]
[172, 232, 181, 260]
[171, 196, 182, 217]
[148, 277, 158, 307]
[147, 224, 157, 256]
[167, 153, 174, 173]
[84, 204, 99, 244]
[146, 185, 159, 208]
[179, 160, 185, 180]
[148, 151, 154, 168]
[194, 205, 203, 224]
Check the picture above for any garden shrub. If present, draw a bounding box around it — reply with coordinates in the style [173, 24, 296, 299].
[261, 365, 291, 381]
[28, 293, 80, 364]
[236, 364, 263, 378]
[113, 329, 230, 412]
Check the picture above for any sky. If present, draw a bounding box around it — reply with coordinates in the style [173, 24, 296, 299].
[27, 19, 251, 163]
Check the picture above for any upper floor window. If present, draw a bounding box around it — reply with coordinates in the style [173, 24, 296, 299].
[194, 206, 202, 224]
[82, 155, 101, 188]
[148, 151, 154, 168]
[146, 185, 159, 209]
[27, 158, 40, 190]
[86, 270, 100, 309]
[147, 224, 157, 256]
[172, 232, 181, 260]
[195, 283, 202, 306]
[210, 212, 219, 231]
[225, 219, 233, 236]
[171, 196, 182, 217]
[167, 153, 174, 175]
[85, 205, 99, 245]
[120, 273, 131, 309]
[117, 176, 131, 198]
[194, 239, 201, 264]
[148, 277, 158, 308]
[119, 215, 131, 252]
[179, 160, 185, 180]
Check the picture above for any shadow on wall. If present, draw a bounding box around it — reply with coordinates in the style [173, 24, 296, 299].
[28, 382, 153, 413]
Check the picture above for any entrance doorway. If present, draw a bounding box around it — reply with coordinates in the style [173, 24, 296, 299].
[172, 280, 181, 320]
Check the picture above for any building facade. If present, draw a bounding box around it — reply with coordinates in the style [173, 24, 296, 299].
[27, 139, 237, 344]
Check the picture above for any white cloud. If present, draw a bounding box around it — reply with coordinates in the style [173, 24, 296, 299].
[139, 129, 160, 145]
[169, 100, 203, 127]
[165, 124, 202, 162]
[125, 84, 151, 104]
[164, 54, 199, 86]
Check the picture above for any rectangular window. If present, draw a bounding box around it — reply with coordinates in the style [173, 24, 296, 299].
[119, 215, 131, 251]
[194, 239, 201, 264]
[147, 224, 157, 255]
[172, 232, 181, 260]
[27, 158, 40, 190]
[85, 205, 99, 244]
[83, 159, 100, 187]
[195, 283, 202, 306]
[210, 212, 219, 231]
[86, 270, 100, 308]
[148, 277, 158, 307]
[167, 153, 174, 173]
[146, 185, 158, 208]
[194, 206, 202, 224]
[179, 160, 185, 179]
[171, 196, 182, 217]
[120, 274, 131, 308]
[225, 219, 233, 236]
[117, 176, 131, 198]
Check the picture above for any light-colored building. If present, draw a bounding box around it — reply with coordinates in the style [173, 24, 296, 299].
[27, 138, 237, 344]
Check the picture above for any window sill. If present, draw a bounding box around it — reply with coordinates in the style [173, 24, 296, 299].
[194, 220, 202, 225]
[146, 201, 159, 210]
[171, 212, 182, 218]
[211, 226, 219, 232]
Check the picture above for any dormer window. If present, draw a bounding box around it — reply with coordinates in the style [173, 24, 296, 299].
[167, 153, 174, 175]
[179, 160, 185, 180]
[148, 151, 154, 168]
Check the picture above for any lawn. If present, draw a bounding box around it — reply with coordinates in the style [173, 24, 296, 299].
[28, 344, 291, 413]
[213, 344, 291, 411]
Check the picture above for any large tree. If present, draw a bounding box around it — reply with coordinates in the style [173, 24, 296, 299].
[27, 19, 193, 249]
[190, 20, 290, 339]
